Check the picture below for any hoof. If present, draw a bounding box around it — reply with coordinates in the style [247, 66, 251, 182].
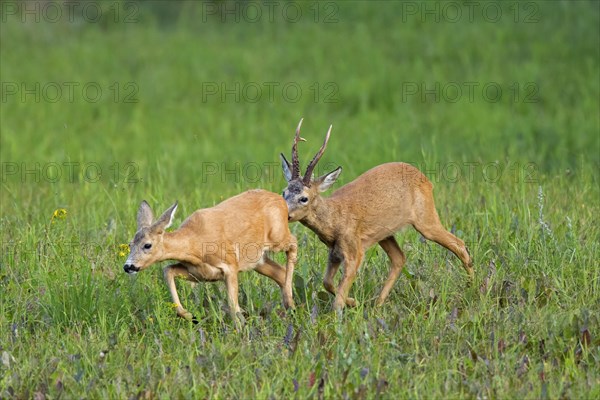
[332, 301, 345, 313]
[346, 297, 357, 307]
[178, 310, 195, 322]
[235, 311, 247, 327]
[283, 298, 296, 310]
[286, 307, 297, 318]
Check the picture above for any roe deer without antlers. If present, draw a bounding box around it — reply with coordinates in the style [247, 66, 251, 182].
[280, 119, 473, 312]
[123, 189, 297, 322]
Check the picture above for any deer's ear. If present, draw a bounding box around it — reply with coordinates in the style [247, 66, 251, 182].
[137, 200, 154, 229]
[280, 153, 293, 182]
[316, 167, 342, 192]
[152, 201, 178, 233]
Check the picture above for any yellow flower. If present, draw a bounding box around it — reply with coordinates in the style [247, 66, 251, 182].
[51, 208, 67, 223]
[170, 303, 180, 309]
[118, 243, 130, 258]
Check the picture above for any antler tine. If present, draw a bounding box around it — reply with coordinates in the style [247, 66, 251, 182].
[303, 124, 332, 185]
[291, 118, 306, 179]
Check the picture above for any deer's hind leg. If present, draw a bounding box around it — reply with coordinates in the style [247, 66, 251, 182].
[376, 236, 406, 306]
[256, 255, 295, 309]
[413, 203, 474, 279]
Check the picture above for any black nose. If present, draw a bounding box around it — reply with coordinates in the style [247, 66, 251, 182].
[123, 264, 139, 274]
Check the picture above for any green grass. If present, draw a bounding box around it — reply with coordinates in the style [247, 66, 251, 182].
[1, 0, 599, 398]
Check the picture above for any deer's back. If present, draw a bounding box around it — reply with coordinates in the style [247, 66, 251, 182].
[329, 162, 433, 241]
[332, 162, 431, 199]
[182, 189, 290, 245]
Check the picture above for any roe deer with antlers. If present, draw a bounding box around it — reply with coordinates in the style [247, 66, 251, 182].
[280, 119, 473, 312]
[123, 190, 297, 322]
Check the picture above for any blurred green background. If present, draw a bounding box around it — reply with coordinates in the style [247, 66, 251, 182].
[1, 1, 599, 398]
[2, 0, 598, 211]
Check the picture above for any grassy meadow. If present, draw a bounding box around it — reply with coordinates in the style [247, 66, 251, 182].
[1, 0, 599, 398]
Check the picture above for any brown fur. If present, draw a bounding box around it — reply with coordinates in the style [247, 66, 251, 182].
[281, 123, 473, 311]
[124, 189, 297, 322]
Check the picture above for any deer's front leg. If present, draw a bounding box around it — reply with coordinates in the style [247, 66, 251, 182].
[223, 270, 244, 326]
[323, 249, 341, 295]
[163, 263, 197, 321]
[333, 247, 364, 312]
[284, 241, 298, 309]
[324, 249, 356, 307]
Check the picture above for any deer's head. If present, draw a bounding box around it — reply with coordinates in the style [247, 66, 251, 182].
[123, 201, 178, 274]
[280, 119, 342, 222]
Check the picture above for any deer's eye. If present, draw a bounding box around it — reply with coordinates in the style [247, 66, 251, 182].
[143, 243, 152, 250]
[299, 196, 309, 204]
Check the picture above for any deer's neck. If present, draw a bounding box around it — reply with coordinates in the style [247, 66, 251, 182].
[161, 229, 201, 264]
[301, 196, 340, 247]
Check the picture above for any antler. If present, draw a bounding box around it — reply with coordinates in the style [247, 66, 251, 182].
[303, 124, 332, 185]
[291, 118, 306, 179]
